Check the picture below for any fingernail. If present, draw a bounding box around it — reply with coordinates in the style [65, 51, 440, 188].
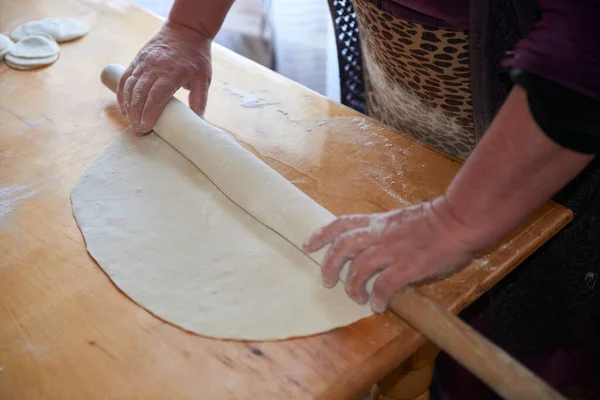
[356, 295, 368, 305]
[302, 239, 313, 252]
[323, 279, 336, 289]
[372, 299, 386, 313]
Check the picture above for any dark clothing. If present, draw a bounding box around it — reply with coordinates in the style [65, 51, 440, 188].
[327, 0, 600, 352]
[327, 0, 600, 395]
[371, 0, 600, 102]
[371, 0, 600, 153]
[436, 297, 600, 398]
[512, 70, 600, 154]
[468, 0, 600, 351]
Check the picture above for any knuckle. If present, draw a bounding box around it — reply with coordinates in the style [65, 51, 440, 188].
[328, 235, 347, 253]
[348, 259, 369, 283]
[131, 65, 143, 77]
[323, 247, 343, 270]
[328, 217, 347, 232]
[372, 277, 391, 299]
[324, 255, 350, 280]
[341, 229, 370, 250]
[333, 233, 354, 251]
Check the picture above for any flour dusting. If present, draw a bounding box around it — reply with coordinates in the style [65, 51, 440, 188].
[0, 183, 39, 223]
[226, 88, 279, 109]
[5, 117, 47, 137]
[369, 217, 388, 234]
[352, 117, 371, 131]
[471, 258, 495, 271]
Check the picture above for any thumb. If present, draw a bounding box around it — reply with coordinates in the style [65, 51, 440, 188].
[187, 79, 209, 117]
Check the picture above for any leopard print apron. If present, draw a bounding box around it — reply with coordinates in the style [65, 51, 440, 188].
[354, 0, 476, 160]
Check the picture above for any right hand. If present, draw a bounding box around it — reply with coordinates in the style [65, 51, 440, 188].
[117, 20, 213, 135]
[303, 198, 478, 313]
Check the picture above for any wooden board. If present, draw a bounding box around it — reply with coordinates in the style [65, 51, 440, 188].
[0, 1, 571, 399]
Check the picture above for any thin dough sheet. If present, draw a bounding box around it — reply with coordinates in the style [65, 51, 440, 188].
[71, 129, 372, 340]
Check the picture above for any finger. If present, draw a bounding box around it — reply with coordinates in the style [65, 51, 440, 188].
[321, 227, 379, 288]
[303, 214, 370, 253]
[188, 79, 210, 117]
[370, 265, 413, 313]
[117, 65, 134, 115]
[127, 74, 159, 130]
[345, 245, 392, 304]
[139, 77, 180, 134]
[122, 75, 139, 119]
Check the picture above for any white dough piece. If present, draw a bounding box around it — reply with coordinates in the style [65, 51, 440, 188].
[0, 34, 14, 60]
[11, 18, 89, 43]
[9, 35, 59, 59]
[71, 93, 373, 340]
[0, 33, 11, 50]
[5, 53, 58, 70]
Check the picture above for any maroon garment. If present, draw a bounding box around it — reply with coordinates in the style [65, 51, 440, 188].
[369, 0, 469, 30]
[369, 0, 600, 101]
[435, 297, 600, 399]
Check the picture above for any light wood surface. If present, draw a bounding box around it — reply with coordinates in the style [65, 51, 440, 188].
[103, 63, 567, 400]
[371, 342, 440, 400]
[0, 1, 572, 399]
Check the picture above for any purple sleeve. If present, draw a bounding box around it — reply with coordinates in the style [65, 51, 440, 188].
[502, 0, 600, 101]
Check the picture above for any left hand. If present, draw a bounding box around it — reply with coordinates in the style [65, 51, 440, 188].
[117, 21, 213, 135]
[303, 197, 480, 313]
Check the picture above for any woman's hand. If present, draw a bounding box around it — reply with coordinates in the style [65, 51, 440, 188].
[303, 87, 595, 314]
[117, 20, 212, 135]
[303, 197, 480, 313]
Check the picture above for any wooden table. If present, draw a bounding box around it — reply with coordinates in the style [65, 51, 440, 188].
[0, 1, 571, 399]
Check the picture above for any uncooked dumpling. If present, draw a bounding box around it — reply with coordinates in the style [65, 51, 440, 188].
[5, 34, 59, 70]
[0, 34, 13, 61]
[11, 17, 89, 42]
[5, 53, 58, 70]
[9, 34, 59, 58]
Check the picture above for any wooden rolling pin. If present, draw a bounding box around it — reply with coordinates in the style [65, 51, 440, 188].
[101, 64, 565, 400]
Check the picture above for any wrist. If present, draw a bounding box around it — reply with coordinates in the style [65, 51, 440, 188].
[168, 0, 234, 39]
[430, 196, 496, 252]
[162, 19, 213, 42]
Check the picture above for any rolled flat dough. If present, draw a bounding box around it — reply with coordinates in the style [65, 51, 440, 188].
[9, 34, 59, 58]
[11, 17, 89, 42]
[71, 94, 372, 340]
[0, 34, 13, 60]
[5, 53, 58, 70]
